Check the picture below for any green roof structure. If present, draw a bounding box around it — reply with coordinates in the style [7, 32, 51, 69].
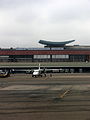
[39, 40, 75, 47]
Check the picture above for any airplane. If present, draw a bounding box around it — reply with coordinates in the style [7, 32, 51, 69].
[31, 63, 66, 77]
[0, 70, 10, 78]
[32, 64, 46, 77]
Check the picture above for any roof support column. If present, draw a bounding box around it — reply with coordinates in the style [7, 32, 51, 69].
[32, 55, 34, 62]
[50, 54, 52, 62]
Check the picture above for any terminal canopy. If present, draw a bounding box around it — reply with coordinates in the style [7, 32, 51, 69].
[39, 40, 75, 47]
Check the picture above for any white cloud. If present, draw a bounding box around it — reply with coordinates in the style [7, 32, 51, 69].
[0, 0, 90, 48]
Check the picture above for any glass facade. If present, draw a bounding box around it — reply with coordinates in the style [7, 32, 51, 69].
[52, 55, 69, 59]
[34, 55, 50, 59]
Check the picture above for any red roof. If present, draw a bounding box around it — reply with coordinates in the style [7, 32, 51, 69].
[0, 50, 90, 55]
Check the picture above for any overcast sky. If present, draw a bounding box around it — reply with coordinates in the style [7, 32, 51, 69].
[0, 0, 90, 48]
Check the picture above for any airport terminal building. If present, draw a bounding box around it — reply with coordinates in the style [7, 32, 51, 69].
[0, 40, 90, 62]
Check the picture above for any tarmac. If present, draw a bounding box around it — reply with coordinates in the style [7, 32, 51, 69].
[0, 73, 90, 120]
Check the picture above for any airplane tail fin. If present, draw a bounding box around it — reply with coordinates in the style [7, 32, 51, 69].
[39, 63, 40, 70]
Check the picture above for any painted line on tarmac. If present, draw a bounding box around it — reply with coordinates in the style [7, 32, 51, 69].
[59, 86, 72, 99]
